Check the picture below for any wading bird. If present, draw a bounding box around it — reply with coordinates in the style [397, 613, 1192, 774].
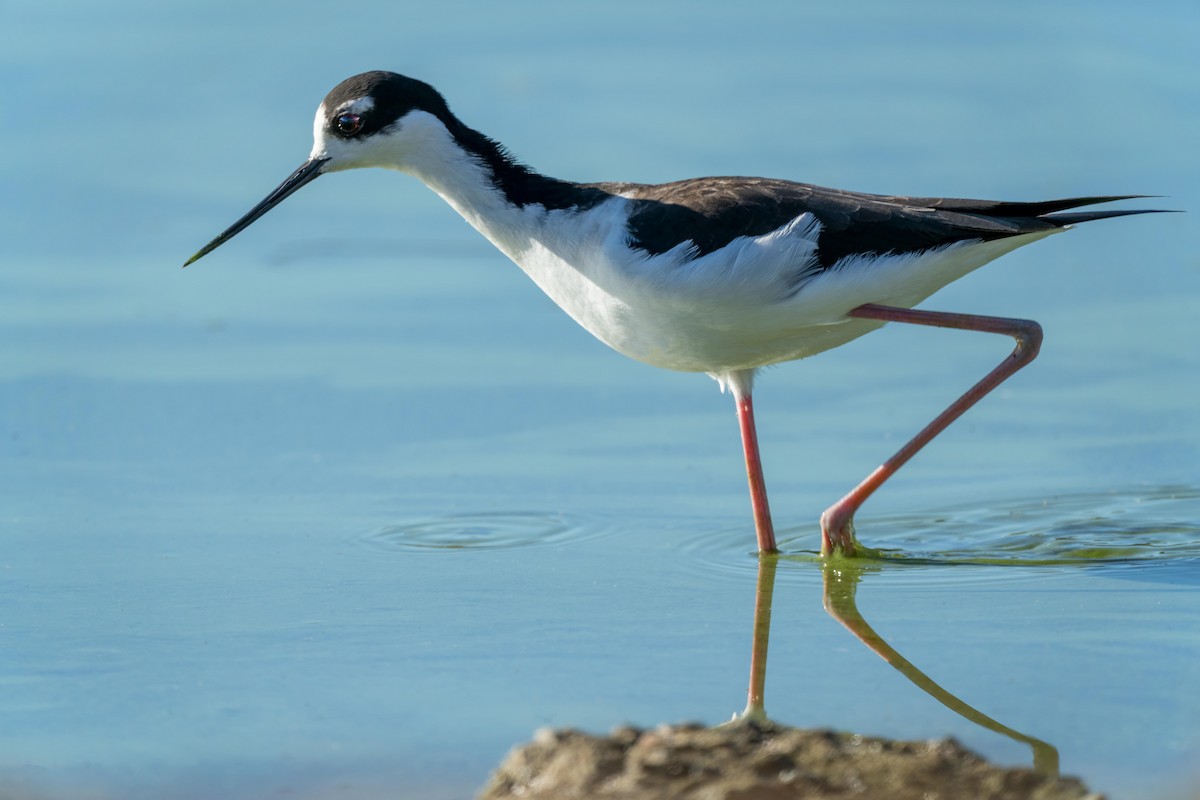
[186, 71, 1164, 556]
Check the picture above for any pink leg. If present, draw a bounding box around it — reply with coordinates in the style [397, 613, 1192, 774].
[820, 303, 1043, 557]
[736, 391, 779, 553]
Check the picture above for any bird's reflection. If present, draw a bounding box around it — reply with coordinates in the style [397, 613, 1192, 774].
[741, 554, 1060, 776]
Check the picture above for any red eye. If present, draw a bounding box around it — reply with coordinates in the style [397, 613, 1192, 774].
[335, 113, 363, 135]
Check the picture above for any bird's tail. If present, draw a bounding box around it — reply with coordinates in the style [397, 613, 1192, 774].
[1032, 195, 1178, 226]
[1043, 207, 1177, 226]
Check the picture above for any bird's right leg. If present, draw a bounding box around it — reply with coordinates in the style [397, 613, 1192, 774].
[820, 304, 1043, 557]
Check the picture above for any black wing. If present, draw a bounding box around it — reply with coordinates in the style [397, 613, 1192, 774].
[597, 177, 1160, 268]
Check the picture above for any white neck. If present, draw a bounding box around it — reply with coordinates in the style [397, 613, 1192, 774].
[383, 112, 555, 261]
[378, 112, 641, 359]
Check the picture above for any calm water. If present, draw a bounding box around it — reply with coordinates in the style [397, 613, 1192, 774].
[4, 2, 1199, 798]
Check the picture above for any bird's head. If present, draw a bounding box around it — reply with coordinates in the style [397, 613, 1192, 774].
[184, 71, 454, 266]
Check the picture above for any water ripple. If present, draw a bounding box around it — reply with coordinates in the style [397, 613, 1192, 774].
[870, 486, 1200, 566]
[680, 486, 1200, 580]
[359, 510, 599, 552]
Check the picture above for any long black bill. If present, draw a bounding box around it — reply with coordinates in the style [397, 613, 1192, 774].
[183, 157, 329, 267]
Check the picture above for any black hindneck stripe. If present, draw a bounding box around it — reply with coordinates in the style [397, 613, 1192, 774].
[445, 120, 609, 211]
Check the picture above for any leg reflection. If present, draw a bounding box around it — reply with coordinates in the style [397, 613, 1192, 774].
[822, 561, 1060, 776]
[743, 553, 778, 722]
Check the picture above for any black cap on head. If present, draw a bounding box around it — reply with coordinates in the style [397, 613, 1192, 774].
[322, 71, 454, 139]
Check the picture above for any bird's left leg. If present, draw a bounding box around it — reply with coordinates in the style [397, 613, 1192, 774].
[820, 303, 1043, 557]
[727, 370, 778, 553]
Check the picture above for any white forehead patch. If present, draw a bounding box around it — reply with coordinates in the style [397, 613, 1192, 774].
[336, 96, 375, 115]
[311, 103, 329, 157]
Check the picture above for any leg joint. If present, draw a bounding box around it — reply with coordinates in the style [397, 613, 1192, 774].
[1010, 318, 1043, 362]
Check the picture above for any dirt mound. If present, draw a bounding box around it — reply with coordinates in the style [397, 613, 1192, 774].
[479, 721, 1098, 800]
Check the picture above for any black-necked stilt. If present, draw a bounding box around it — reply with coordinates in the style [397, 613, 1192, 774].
[185, 71, 1168, 557]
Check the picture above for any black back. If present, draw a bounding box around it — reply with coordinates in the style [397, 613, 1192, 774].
[602, 178, 1157, 268]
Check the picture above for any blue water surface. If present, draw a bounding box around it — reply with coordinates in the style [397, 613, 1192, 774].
[3, 2, 1199, 798]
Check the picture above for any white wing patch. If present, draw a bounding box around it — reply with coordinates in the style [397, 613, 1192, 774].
[627, 212, 823, 305]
